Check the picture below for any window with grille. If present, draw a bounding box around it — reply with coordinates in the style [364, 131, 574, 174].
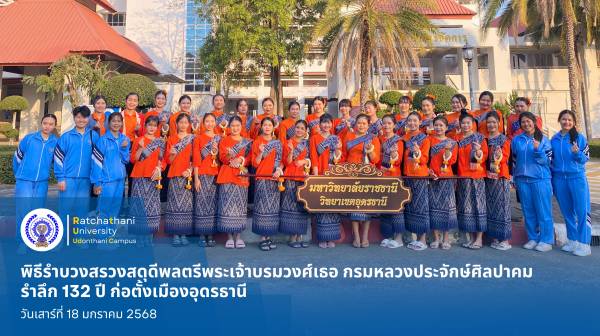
[105, 13, 126, 27]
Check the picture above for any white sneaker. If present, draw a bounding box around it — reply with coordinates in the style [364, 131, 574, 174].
[523, 240, 537, 250]
[573, 243, 591, 257]
[561, 240, 577, 253]
[380, 238, 391, 247]
[535, 242, 552, 252]
[387, 240, 403, 249]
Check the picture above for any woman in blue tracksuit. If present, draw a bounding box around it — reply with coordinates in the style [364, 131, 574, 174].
[54, 106, 98, 218]
[511, 112, 554, 252]
[551, 110, 592, 257]
[13, 114, 58, 227]
[14, 114, 58, 199]
[91, 112, 130, 219]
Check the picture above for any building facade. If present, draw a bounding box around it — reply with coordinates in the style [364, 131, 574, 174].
[2, 0, 600, 137]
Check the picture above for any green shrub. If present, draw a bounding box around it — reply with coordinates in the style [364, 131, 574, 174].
[413, 84, 458, 113]
[100, 74, 157, 108]
[590, 140, 600, 158]
[378, 91, 402, 108]
[0, 146, 56, 184]
[0, 95, 29, 111]
[493, 102, 511, 118]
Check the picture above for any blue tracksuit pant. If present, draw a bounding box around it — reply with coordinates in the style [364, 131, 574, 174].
[15, 179, 50, 229]
[515, 178, 554, 244]
[59, 178, 91, 220]
[97, 179, 125, 218]
[552, 174, 592, 244]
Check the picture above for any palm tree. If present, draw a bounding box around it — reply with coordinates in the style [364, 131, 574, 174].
[313, 0, 437, 106]
[482, 0, 600, 136]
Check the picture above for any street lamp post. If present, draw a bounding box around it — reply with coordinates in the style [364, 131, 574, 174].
[462, 43, 476, 109]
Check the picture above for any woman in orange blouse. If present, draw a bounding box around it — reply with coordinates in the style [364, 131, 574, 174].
[445, 93, 471, 139]
[394, 95, 412, 136]
[428, 116, 458, 250]
[484, 111, 512, 250]
[200, 94, 229, 135]
[343, 114, 381, 248]
[216, 116, 252, 248]
[90, 95, 110, 136]
[280, 120, 311, 248]
[235, 99, 252, 138]
[252, 117, 284, 251]
[379, 114, 405, 248]
[472, 91, 504, 137]
[309, 114, 343, 247]
[364, 100, 383, 135]
[140, 90, 168, 137]
[402, 112, 431, 251]
[333, 99, 355, 140]
[122, 92, 141, 197]
[249, 98, 281, 139]
[164, 113, 195, 247]
[278, 101, 302, 148]
[192, 113, 222, 248]
[129, 115, 165, 246]
[419, 96, 436, 135]
[168, 95, 193, 140]
[455, 113, 488, 249]
[306, 96, 327, 135]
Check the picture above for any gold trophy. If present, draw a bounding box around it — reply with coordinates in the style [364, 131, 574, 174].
[412, 147, 421, 170]
[185, 167, 192, 190]
[161, 124, 170, 138]
[154, 166, 163, 190]
[239, 157, 248, 175]
[219, 118, 228, 136]
[304, 158, 312, 175]
[210, 146, 218, 168]
[490, 147, 503, 173]
[470, 143, 483, 171]
[441, 148, 452, 173]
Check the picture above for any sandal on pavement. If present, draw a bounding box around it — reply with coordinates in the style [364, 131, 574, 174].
[430, 241, 440, 249]
[267, 239, 277, 250]
[206, 237, 216, 247]
[441, 241, 452, 250]
[290, 241, 302, 248]
[259, 240, 270, 251]
[387, 240, 403, 249]
[319, 242, 328, 249]
[225, 239, 235, 249]
[352, 240, 361, 248]
[235, 239, 245, 249]
[327, 241, 335, 248]
[469, 242, 482, 250]
[361, 241, 370, 248]
[300, 241, 309, 248]
[407, 241, 427, 251]
[380, 238, 391, 247]
[462, 241, 473, 249]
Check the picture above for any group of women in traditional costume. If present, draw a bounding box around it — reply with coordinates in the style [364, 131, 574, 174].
[13, 90, 593, 256]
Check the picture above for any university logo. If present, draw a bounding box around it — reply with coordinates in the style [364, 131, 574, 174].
[20, 208, 63, 252]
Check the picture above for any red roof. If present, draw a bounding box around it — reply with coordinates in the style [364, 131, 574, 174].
[489, 16, 527, 37]
[378, 0, 475, 19]
[89, 0, 117, 13]
[0, 0, 157, 74]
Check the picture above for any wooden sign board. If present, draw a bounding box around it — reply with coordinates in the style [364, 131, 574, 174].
[297, 163, 411, 213]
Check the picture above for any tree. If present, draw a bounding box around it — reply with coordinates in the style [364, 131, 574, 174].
[22, 54, 115, 107]
[100, 74, 157, 108]
[312, 0, 437, 107]
[197, 0, 324, 115]
[0, 95, 29, 128]
[481, 0, 600, 138]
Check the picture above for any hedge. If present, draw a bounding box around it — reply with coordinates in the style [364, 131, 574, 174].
[590, 140, 600, 158]
[0, 146, 56, 184]
[378, 91, 402, 108]
[100, 74, 157, 108]
[413, 84, 458, 113]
